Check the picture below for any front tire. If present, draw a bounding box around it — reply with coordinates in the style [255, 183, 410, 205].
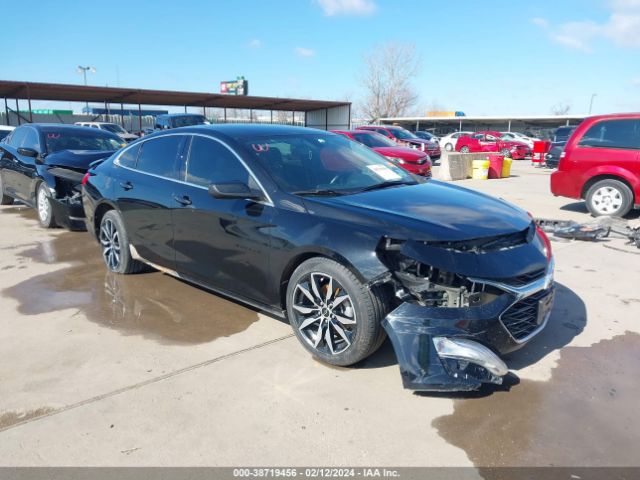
[501, 148, 511, 158]
[36, 182, 57, 228]
[0, 174, 14, 205]
[585, 179, 633, 217]
[444, 143, 454, 152]
[99, 210, 148, 274]
[286, 257, 387, 367]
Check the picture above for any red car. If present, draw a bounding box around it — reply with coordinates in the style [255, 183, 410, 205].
[551, 113, 640, 217]
[332, 129, 432, 176]
[455, 131, 531, 159]
[356, 125, 441, 159]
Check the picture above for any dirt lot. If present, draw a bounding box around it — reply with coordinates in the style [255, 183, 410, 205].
[1, 160, 639, 467]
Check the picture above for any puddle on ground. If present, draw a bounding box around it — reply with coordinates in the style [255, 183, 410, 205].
[433, 333, 640, 468]
[2, 231, 260, 344]
[0, 407, 56, 430]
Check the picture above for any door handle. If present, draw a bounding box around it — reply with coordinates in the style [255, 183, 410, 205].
[119, 181, 133, 190]
[173, 194, 192, 206]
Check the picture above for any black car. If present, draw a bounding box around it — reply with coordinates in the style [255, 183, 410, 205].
[0, 124, 123, 229]
[154, 113, 209, 130]
[82, 125, 555, 392]
[412, 130, 439, 142]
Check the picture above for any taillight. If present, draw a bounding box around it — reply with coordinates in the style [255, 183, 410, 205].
[536, 225, 553, 262]
[81, 172, 90, 186]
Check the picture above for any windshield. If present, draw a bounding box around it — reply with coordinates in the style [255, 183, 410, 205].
[44, 129, 124, 153]
[351, 131, 397, 148]
[242, 133, 417, 195]
[388, 127, 418, 140]
[101, 123, 127, 134]
[171, 115, 209, 128]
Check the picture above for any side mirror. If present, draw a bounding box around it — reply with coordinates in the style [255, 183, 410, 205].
[208, 182, 263, 201]
[17, 147, 38, 158]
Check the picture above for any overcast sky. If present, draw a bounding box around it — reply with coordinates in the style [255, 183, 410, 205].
[3, 0, 640, 116]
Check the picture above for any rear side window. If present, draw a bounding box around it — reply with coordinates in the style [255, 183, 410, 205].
[22, 128, 40, 151]
[186, 136, 250, 187]
[136, 136, 187, 179]
[578, 119, 640, 149]
[119, 143, 141, 168]
[8, 127, 27, 148]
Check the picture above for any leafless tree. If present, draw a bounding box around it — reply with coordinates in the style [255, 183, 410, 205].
[359, 42, 421, 123]
[551, 102, 571, 115]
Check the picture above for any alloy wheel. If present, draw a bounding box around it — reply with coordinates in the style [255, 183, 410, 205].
[37, 185, 50, 222]
[592, 186, 623, 215]
[291, 272, 357, 355]
[100, 218, 121, 270]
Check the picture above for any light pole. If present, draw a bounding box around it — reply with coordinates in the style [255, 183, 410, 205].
[77, 66, 96, 114]
[588, 93, 597, 115]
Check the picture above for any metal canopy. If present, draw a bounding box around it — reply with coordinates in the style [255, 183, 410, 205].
[0, 80, 350, 112]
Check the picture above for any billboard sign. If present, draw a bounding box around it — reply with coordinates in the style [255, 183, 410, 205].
[220, 76, 249, 96]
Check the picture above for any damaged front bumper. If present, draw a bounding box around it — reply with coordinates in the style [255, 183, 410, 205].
[382, 258, 555, 392]
[46, 167, 87, 231]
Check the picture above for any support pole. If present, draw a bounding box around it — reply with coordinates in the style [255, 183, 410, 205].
[15, 99, 20, 126]
[325, 108, 328, 130]
[4, 98, 9, 126]
[138, 98, 142, 133]
[120, 103, 125, 128]
[270, 110, 273, 124]
[224, 108, 227, 123]
[508, 120, 511, 132]
[184, 105, 187, 113]
[27, 86, 33, 123]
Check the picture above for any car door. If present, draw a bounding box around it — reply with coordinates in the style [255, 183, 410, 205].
[572, 118, 640, 181]
[13, 126, 42, 202]
[0, 126, 28, 198]
[113, 134, 188, 269]
[171, 134, 274, 304]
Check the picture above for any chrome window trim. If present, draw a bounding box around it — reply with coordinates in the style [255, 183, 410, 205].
[113, 132, 274, 207]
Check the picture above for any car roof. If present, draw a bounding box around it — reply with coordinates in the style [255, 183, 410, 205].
[144, 124, 331, 139]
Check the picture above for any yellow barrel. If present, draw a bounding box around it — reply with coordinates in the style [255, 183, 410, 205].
[502, 157, 513, 178]
[471, 160, 490, 180]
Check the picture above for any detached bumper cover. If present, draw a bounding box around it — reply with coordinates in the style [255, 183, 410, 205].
[382, 262, 555, 391]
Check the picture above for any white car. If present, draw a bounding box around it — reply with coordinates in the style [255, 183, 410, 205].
[74, 122, 138, 142]
[500, 131, 539, 149]
[0, 125, 14, 142]
[439, 131, 473, 152]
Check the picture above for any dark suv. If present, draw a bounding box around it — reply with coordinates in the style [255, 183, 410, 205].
[82, 125, 554, 392]
[154, 114, 209, 130]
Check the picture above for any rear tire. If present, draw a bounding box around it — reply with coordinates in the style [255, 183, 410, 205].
[286, 257, 387, 367]
[99, 210, 148, 274]
[585, 179, 633, 217]
[444, 143, 454, 152]
[36, 182, 57, 228]
[501, 148, 511, 158]
[459, 146, 470, 153]
[0, 174, 14, 205]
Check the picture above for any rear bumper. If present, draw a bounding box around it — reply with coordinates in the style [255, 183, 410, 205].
[382, 262, 555, 391]
[550, 170, 582, 199]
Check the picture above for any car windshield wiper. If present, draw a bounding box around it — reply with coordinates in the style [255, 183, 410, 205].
[291, 189, 346, 197]
[356, 180, 417, 193]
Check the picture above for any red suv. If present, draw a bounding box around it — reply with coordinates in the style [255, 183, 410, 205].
[550, 113, 640, 217]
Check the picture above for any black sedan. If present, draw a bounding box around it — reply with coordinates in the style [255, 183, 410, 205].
[82, 125, 555, 391]
[0, 124, 123, 229]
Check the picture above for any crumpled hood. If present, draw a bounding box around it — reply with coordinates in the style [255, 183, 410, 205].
[304, 180, 531, 241]
[44, 150, 115, 170]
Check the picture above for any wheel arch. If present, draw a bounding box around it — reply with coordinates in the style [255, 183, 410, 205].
[581, 174, 636, 202]
[278, 247, 370, 311]
[93, 200, 119, 237]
